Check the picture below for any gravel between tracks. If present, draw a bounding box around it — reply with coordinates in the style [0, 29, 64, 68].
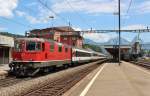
[0, 60, 104, 96]
[130, 60, 150, 69]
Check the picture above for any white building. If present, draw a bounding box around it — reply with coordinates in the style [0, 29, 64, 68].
[0, 35, 14, 64]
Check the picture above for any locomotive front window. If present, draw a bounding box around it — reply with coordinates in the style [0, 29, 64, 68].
[26, 41, 41, 51]
[14, 41, 22, 51]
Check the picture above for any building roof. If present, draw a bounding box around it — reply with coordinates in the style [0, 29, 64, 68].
[0, 34, 14, 47]
[30, 26, 75, 33]
[30, 26, 82, 38]
[104, 37, 130, 45]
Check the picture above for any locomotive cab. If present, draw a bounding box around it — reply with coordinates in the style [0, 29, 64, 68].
[13, 38, 45, 61]
[10, 38, 45, 76]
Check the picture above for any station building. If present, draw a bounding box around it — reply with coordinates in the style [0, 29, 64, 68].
[103, 37, 131, 60]
[28, 26, 83, 48]
[0, 35, 14, 64]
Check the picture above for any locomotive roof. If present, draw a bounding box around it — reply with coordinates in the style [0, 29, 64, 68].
[15, 37, 45, 42]
[15, 37, 72, 47]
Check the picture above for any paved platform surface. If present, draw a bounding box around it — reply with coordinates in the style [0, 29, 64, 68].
[0, 64, 9, 79]
[64, 62, 150, 96]
[0, 64, 9, 71]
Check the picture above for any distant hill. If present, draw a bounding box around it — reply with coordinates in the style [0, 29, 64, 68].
[84, 37, 130, 46]
[104, 37, 130, 45]
[0, 32, 24, 38]
[84, 38, 103, 45]
[83, 44, 103, 52]
[84, 38, 99, 45]
[142, 42, 150, 50]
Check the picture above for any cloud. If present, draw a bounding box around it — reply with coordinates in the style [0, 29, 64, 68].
[83, 33, 116, 43]
[137, 1, 150, 14]
[122, 24, 146, 30]
[72, 27, 82, 31]
[15, 11, 25, 17]
[50, 0, 150, 16]
[73, 26, 116, 43]
[15, 6, 55, 24]
[51, 0, 120, 14]
[26, 2, 37, 7]
[131, 1, 150, 14]
[0, 0, 19, 18]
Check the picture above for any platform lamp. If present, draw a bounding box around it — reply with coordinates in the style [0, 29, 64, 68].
[118, 0, 121, 65]
[49, 16, 54, 39]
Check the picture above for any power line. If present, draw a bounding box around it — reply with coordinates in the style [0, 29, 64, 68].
[0, 17, 33, 29]
[126, 0, 133, 14]
[64, 0, 92, 28]
[122, 0, 133, 26]
[37, 0, 70, 25]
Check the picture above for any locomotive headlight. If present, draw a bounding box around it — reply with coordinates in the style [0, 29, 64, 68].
[14, 58, 17, 61]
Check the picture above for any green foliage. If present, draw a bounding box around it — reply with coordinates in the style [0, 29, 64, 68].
[83, 44, 102, 52]
[0, 32, 24, 38]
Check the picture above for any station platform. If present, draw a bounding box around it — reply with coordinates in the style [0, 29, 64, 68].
[64, 61, 150, 96]
[0, 64, 9, 79]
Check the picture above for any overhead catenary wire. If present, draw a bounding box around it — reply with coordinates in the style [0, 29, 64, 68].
[64, 0, 92, 28]
[122, 0, 133, 26]
[37, 0, 70, 25]
[126, 0, 133, 14]
[0, 1, 34, 29]
[0, 17, 34, 29]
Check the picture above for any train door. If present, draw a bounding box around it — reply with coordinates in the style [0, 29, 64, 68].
[72, 49, 77, 62]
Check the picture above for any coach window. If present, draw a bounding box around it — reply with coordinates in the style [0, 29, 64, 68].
[58, 45, 62, 52]
[50, 43, 54, 52]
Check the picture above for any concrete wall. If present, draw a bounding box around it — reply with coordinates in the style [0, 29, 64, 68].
[0, 35, 14, 64]
[0, 47, 9, 64]
[0, 35, 14, 47]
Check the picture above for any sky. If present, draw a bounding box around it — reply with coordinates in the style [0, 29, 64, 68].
[0, 0, 150, 43]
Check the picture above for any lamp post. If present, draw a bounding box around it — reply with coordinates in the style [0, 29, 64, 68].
[49, 16, 54, 39]
[49, 16, 54, 28]
[118, 0, 121, 65]
[49, 16, 54, 32]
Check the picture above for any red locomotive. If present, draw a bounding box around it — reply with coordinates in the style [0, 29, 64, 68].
[9, 37, 107, 76]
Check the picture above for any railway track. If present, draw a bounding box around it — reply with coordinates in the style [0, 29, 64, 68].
[0, 76, 31, 89]
[130, 60, 150, 69]
[22, 62, 102, 96]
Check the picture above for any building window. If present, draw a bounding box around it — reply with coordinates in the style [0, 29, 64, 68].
[65, 47, 68, 52]
[73, 42, 75, 46]
[64, 37, 67, 40]
[72, 37, 76, 40]
[58, 45, 62, 52]
[50, 43, 54, 52]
